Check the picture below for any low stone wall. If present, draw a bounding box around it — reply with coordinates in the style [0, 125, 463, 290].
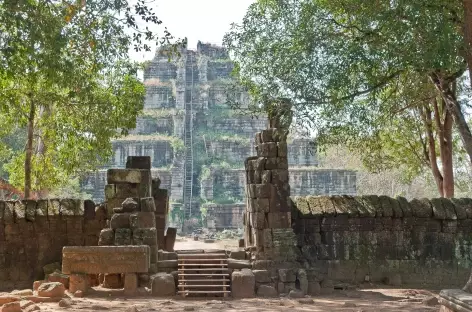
[0, 199, 105, 290]
[292, 195, 472, 288]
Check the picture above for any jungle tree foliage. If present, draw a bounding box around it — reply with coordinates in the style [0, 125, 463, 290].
[0, 0, 184, 198]
[224, 0, 472, 197]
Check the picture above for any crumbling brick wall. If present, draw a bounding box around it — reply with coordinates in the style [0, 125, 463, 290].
[0, 199, 105, 290]
[292, 195, 472, 288]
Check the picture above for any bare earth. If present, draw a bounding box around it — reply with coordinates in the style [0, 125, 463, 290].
[35, 287, 439, 312]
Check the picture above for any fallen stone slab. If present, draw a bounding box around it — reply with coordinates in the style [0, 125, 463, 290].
[62, 246, 150, 274]
[37, 282, 65, 298]
[21, 296, 63, 303]
[228, 259, 252, 270]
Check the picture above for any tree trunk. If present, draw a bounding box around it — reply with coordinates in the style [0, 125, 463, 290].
[462, 0, 472, 88]
[431, 74, 472, 168]
[433, 98, 455, 198]
[24, 99, 35, 199]
[420, 104, 444, 197]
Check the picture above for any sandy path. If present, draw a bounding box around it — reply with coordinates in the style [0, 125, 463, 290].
[35, 288, 439, 312]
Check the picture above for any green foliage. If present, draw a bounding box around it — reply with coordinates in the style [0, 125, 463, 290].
[0, 0, 184, 194]
[224, 0, 469, 192]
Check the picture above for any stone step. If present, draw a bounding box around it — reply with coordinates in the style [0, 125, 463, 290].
[178, 259, 227, 262]
[178, 268, 229, 271]
[178, 263, 227, 267]
[177, 290, 231, 295]
[179, 279, 230, 283]
[178, 285, 229, 288]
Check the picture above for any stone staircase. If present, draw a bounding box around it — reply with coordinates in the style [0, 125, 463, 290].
[177, 251, 231, 297]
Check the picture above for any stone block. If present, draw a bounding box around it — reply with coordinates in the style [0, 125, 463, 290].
[3, 201, 14, 222]
[123, 273, 138, 296]
[440, 198, 458, 220]
[104, 184, 116, 200]
[253, 270, 271, 283]
[229, 250, 246, 260]
[269, 185, 291, 213]
[232, 269, 255, 298]
[264, 157, 278, 170]
[155, 214, 167, 229]
[153, 189, 169, 214]
[261, 170, 271, 183]
[165, 228, 177, 252]
[260, 129, 274, 142]
[451, 198, 472, 219]
[140, 197, 155, 212]
[267, 212, 291, 228]
[121, 198, 140, 213]
[69, 274, 89, 294]
[37, 282, 65, 298]
[24, 200, 36, 221]
[151, 273, 175, 296]
[228, 259, 252, 269]
[271, 169, 289, 183]
[98, 229, 114, 246]
[279, 269, 296, 282]
[126, 156, 151, 170]
[277, 142, 287, 157]
[250, 212, 267, 229]
[249, 198, 270, 213]
[107, 168, 151, 184]
[132, 228, 157, 246]
[157, 260, 178, 269]
[130, 212, 156, 229]
[62, 246, 150, 274]
[1, 302, 21, 312]
[110, 213, 131, 229]
[255, 132, 262, 145]
[115, 228, 132, 245]
[255, 184, 271, 198]
[13, 201, 25, 220]
[259, 143, 278, 157]
[47, 272, 69, 288]
[378, 196, 394, 217]
[410, 198, 433, 218]
[60, 199, 84, 216]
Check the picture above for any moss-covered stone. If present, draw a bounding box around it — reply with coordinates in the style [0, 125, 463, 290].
[430, 198, 446, 220]
[361, 195, 381, 217]
[450, 198, 469, 219]
[439, 198, 457, 220]
[353, 196, 375, 217]
[306, 196, 323, 216]
[396, 196, 413, 217]
[332, 195, 358, 216]
[294, 197, 310, 216]
[378, 196, 394, 218]
[410, 198, 433, 218]
[318, 196, 336, 216]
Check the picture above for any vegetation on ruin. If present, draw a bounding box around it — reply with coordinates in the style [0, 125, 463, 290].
[0, 0, 185, 197]
[225, 0, 472, 198]
[141, 108, 184, 118]
[114, 134, 184, 152]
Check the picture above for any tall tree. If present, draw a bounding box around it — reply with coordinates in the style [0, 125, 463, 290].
[0, 0, 184, 197]
[224, 0, 471, 197]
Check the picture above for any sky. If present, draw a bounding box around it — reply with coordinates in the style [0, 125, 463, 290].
[130, 0, 255, 62]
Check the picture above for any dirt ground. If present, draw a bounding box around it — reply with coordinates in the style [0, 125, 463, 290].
[35, 287, 440, 312]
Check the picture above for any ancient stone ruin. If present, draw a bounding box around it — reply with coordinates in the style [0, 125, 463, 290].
[80, 42, 357, 230]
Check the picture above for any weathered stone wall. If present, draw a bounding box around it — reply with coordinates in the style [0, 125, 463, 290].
[290, 169, 357, 196]
[130, 116, 174, 135]
[0, 199, 105, 290]
[81, 169, 170, 202]
[111, 141, 173, 169]
[292, 195, 472, 287]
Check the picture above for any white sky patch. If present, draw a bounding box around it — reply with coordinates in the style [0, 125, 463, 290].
[129, 0, 255, 62]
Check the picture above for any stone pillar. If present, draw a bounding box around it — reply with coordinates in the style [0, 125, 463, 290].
[244, 127, 298, 262]
[98, 156, 173, 284]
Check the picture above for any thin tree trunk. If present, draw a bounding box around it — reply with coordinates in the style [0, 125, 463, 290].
[462, 0, 472, 87]
[430, 74, 472, 168]
[433, 98, 455, 198]
[24, 99, 35, 199]
[420, 104, 444, 197]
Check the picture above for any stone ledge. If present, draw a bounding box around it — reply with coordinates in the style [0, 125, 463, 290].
[439, 289, 472, 312]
